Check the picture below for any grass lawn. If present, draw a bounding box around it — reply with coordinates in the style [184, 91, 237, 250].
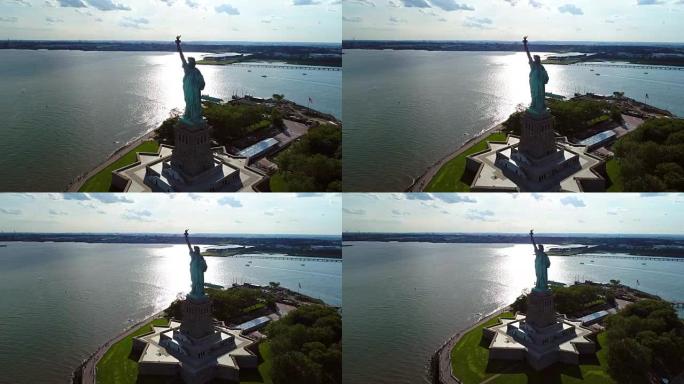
[241, 342, 274, 384]
[605, 158, 624, 192]
[269, 173, 288, 192]
[96, 317, 169, 384]
[451, 312, 615, 384]
[78, 140, 159, 192]
[425, 132, 508, 192]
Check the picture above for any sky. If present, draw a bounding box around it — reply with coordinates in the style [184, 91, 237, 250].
[343, 0, 684, 42]
[343, 193, 684, 235]
[0, 193, 342, 235]
[0, 0, 341, 41]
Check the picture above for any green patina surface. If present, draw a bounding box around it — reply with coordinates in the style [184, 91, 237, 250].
[425, 132, 507, 192]
[79, 140, 159, 192]
[96, 317, 169, 384]
[450, 312, 614, 384]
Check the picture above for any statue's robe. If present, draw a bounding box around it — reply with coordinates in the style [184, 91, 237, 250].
[189, 251, 206, 296]
[534, 250, 551, 291]
[528, 62, 549, 115]
[182, 63, 205, 122]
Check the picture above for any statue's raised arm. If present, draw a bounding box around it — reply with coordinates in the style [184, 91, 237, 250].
[184, 229, 192, 252]
[176, 35, 187, 67]
[523, 36, 533, 64]
[530, 229, 537, 249]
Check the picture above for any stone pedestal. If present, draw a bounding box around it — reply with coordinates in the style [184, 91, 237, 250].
[180, 294, 214, 339]
[526, 289, 556, 328]
[519, 111, 556, 159]
[170, 117, 215, 178]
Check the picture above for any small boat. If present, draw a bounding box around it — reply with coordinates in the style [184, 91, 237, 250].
[261, 75, 267, 78]
[579, 262, 584, 265]
[644, 72, 648, 74]
[642, 263, 646, 265]
[595, 73, 600, 76]
[590, 260, 595, 263]
[301, 263, 305, 267]
[589, 69, 594, 72]
[247, 70, 252, 72]
[245, 264, 250, 267]
[302, 73, 307, 75]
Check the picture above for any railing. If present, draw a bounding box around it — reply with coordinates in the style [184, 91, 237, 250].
[225, 63, 341, 71]
[572, 63, 684, 71]
[229, 254, 341, 262]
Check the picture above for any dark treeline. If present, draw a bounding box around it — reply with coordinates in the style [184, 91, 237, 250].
[1, 40, 341, 54]
[0, 233, 340, 246]
[343, 232, 684, 246]
[342, 40, 684, 53]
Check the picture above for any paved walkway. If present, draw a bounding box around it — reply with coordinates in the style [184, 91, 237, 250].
[80, 311, 165, 384]
[408, 124, 503, 192]
[65, 131, 155, 192]
[434, 307, 509, 384]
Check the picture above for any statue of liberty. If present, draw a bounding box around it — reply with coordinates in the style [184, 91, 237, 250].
[529, 229, 550, 291]
[523, 36, 549, 116]
[184, 229, 207, 298]
[175, 35, 205, 123]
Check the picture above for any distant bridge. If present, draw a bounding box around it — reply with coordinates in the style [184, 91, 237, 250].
[229, 254, 341, 263]
[673, 302, 684, 309]
[565, 254, 684, 262]
[572, 63, 684, 71]
[226, 63, 341, 71]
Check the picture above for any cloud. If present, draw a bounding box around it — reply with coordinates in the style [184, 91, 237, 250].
[159, 0, 174, 5]
[463, 16, 492, 28]
[503, 0, 518, 5]
[0, 208, 21, 215]
[429, 0, 473, 11]
[58, 0, 86, 7]
[343, 208, 366, 215]
[389, 16, 407, 23]
[8, 0, 31, 6]
[402, 0, 430, 7]
[405, 194, 433, 201]
[465, 209, 495, 221]
[49, 209, 68, 216]
[89, 194, 134, 204]
[391, 209, 410, 216]
[215, 3, 239, 14]
[388, 0, 400, 6]
[217, 196, 243, 207]
[295, 193, 325, 197]
[560, 196, 586, 207]
[122, 209, 153, 222]
[86, 0, 130, 10]
[343, 15, 363, 22]
[0, 17, 18, 22]
[640, 193, 667, 197]
[120, 16, 148, 27]
[264, 211, 275, 216]
[637, 0, 663, 4]
[528, 0, 542, 7]
[433, 194, 476, 204]
[293, 0, 320, 4]
[46, 16, 64, 22]
[558, 3, 582, 15]
[345, 0, 375, 5]
[531, 193, 544, 201]
[62, 194, 90, 201]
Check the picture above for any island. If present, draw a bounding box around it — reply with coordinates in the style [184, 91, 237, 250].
[67, 94, 341, 193]
[430, 230, 684, 384]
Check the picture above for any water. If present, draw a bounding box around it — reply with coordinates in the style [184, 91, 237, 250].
[0, 50, 341, 191]
[343, 241, 684, 384]
[342, 50, 684, 191]
[0, 242, 341, 383]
